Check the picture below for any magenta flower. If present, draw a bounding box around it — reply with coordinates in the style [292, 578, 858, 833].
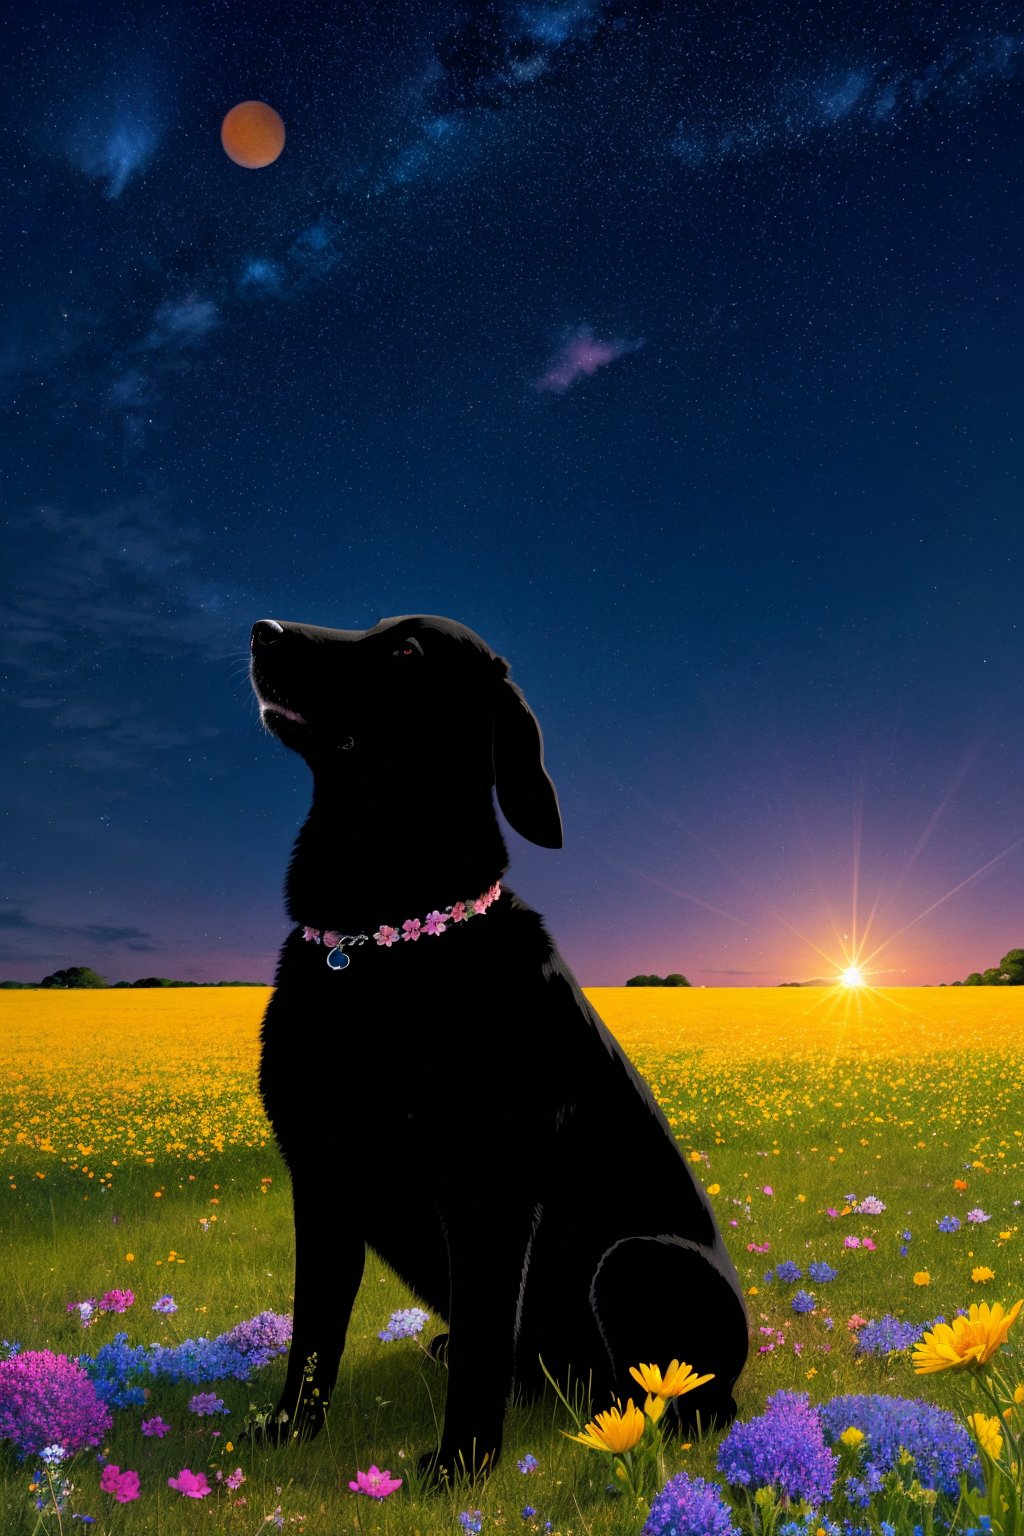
[100, 1464, 141, 1503]
[348, 1465, 403, 1498]
[168, 1467, 212, 1498]
[98, 1289, 135, 1314]
[762, 1186, 774, 1197]
[0, 1350, 112, 1457]
[217, 1466, 247, 1490]
[141, 1416, 171, 1437]
[843, 1236, 861, 1249]
[826, 1207, 839, 1218]
[862, 1237, 877, 1251]
[424, 910, 448, 936]
[188, 1392, 228, 1417]
[402, 917, 422, 941]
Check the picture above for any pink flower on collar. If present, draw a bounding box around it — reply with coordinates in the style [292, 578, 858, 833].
[450, 901, 468, 922]
[374, 924, 399, 946]
[402, 918, 423, 941]
[423, 910, 448, 936]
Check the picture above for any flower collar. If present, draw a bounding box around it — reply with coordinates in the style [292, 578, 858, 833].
[302, 883, 502, 970]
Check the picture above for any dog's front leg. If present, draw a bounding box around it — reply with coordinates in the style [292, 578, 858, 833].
[420, 1206, 534, 1482]
[270, 1179, 365, 1444]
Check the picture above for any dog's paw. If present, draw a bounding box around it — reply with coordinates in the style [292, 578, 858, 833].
[417, 1440, 499, 1486]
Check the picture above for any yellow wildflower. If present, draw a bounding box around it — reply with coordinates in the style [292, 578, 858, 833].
[563, 1399, 646, 1454]
[840, 1427, 866, 1448]
[912, 1299, 1024, 1373]
[913, 1271, 931, 1286]
[972, 1267, 995, 1283]
[629, 1360, 715, 1421]
[968, 1413, 1003, 1460]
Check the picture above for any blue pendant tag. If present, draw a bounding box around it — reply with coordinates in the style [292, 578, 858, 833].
[326, 946, 350, 970]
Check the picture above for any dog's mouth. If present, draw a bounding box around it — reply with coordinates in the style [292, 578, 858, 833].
[259, 699, 306, 726]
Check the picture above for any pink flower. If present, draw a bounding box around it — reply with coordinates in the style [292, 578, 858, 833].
[747, 1242, 771, 1253]
[349, 1465, 403, 1498]
[762, 1186, 774, 1197]
[322, 930, 341, 947]
[303, 926, 320, 943]
[402, 918, 422, 941]
[168, 1468, 212, 1498]
[374, 924, 399, 946]
[423, 910, 448, 936]
[451, 901, 468, 922]
[99, 1289, 135, 1314]
[217, 1467, 247, 1490]
[861, 1237, 876, 1251]
[847, 1314, 869, 1331]
[843, 1235, 861, 1249]
[100, 1464, 141, 1503]
[826, 1207, 838, 1218]
[141, 1415, 171, 1437]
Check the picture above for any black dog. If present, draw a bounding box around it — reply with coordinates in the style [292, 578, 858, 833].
[249, 614, 748, 1478]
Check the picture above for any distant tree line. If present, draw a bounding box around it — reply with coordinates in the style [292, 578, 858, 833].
[625, 972, 691, 987]
[948, 947, 1023, 987]
[0, 966, 265, 990]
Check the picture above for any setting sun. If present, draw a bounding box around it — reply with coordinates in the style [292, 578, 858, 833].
[840, 965, 865, 987]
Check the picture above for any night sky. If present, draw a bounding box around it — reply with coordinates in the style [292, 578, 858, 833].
[3, 1, 1022, 988]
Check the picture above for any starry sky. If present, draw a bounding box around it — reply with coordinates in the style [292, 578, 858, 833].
[3, 0, 1022, 988]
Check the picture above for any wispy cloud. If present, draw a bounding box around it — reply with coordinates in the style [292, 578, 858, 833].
[671, 35, 1022, 169]
[534, 326, 643, 393]
[69, 110, 160, 199]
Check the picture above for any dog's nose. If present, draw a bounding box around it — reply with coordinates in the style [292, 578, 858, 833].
[252, 619, 284, 650]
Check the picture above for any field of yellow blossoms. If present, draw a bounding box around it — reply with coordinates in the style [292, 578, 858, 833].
[1, 984, 1022, 1535]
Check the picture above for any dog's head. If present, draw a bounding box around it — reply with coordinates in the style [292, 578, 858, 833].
[250, 614, 562, 848]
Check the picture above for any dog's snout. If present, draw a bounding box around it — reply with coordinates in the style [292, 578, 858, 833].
[252, 619, 285, 650]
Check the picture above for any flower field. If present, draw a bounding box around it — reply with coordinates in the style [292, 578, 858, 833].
[1, 984, 1022, 1534]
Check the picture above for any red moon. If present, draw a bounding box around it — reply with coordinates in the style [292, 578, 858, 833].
[221, 101, 286, 168]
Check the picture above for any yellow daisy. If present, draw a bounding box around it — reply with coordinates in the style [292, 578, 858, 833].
[628, 1360, 715, 1422]
[912, 1299, 1024, 1374]
[562, 1399, 646, 1454]
[968, 1413, 1003, 1460]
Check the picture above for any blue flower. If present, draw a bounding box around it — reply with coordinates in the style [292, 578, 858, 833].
[772, 1260, 803, 1283]
[717, 1391, 837, 1505]
[378, 1307, 430, 1343]
[792, 1291, 817, 1314]
[937, 1216, 961, 1233]
[458, 1512, 483, 1533]
[521, 1508, 537, 1520]
[819, 1394, 982, 1498]
[643, 1472, 740, 1536]
[518, 1453, 539, 1473]
[852, 1315, 928, 1356]
[807, 1262, 838, 1283]
[152, 1295, 178, 1314]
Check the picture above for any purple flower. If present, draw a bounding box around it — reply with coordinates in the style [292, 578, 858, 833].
[518, 1453, 539, 1473]
[219, 1311, 292, 1368]
[852, 1315, 931, 1356]
[522, 1508, 537, 1520]
[67, 1301, 98, 1328]
[843, 1236, 861, 1249]
[966, 1208, 991, 1224]
[152, 1295, 178, 1314]
[0, 1350, 112, 1458]
[458, 1512, 483, 1533]
[378, 1307, 430, 1342]
[188, 1392, 228, 1416]
[937, 1215, 961, 1233]
[98, 1290, 135, 1315]
[644, 1472, 741, 1536]
[717, 1391, 837, 1505]
[141, 1416, 171, 1437]
[819, 1394, 982, 1498]
[348, 1464, 402, 1497]
[423, 910, 448, 936]
[855, 1196, 886, 1215]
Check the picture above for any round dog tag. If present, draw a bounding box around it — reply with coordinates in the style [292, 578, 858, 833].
[326, 946, 350, 970]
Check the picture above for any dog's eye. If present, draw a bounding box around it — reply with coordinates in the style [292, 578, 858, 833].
[392, 638, 423, 658]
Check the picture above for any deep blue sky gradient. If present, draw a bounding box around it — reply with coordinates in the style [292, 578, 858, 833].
[2, 1, 1021, 985]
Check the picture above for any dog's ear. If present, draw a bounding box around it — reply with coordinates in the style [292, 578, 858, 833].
[490, 658, 563, 849]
